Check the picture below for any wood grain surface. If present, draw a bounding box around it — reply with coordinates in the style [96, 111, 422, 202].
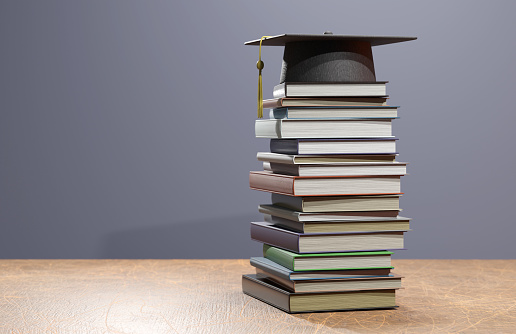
[0, 259, 515, 333]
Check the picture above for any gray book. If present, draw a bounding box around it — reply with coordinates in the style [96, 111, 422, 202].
[250, 257, 393, 281]
[242, 274, 398, 313]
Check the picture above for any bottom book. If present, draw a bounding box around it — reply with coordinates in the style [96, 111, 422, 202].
[242, 274, 398, 313]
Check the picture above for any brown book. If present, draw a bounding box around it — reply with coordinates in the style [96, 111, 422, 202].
[249, 171, 402, 196]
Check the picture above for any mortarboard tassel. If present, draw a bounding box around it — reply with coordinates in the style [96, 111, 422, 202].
[257, 36, 271, 118]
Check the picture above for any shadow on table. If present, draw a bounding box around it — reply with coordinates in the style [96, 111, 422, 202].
[100, 213, 262, 259]
[289, 305, 438, 331]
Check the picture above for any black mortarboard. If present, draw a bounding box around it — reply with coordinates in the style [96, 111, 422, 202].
[245, 32, 416, 117]
[246, 32, 416, 83]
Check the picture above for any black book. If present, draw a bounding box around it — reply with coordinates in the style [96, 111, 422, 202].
[270, 138, 397, 155]
[250, 222, 405, 253]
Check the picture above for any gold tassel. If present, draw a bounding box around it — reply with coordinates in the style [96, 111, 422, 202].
[257, 36, 271, 118]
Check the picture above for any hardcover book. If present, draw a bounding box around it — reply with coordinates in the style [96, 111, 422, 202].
[242, 274, 398, 313]
[270, 138, 397, 155]
[262, 245, 393, 271]
[267, 161, 407, 176]
[257, 152, 397, 164]
[249, 171, 402, 196]
[256, 270, 402, 293]
[273, 82, 388, 98]
[271, 193, 401, 213]
[263, 97, 389, 108]
[264, 214, 410, 233]
[250, 257, 393, 280]
[270, 106, 398, 119]
[259, 203, 404, 220]
[251, 222, 405, 253]
[255, 119, 393, 139]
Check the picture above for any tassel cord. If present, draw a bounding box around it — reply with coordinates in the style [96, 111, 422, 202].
[257, 36, 271, 118]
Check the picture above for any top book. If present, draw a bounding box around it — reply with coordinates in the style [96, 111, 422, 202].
[273, 82, 388, 98]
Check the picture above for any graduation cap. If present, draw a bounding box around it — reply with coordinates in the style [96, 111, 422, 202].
[245, 32, 416, 117]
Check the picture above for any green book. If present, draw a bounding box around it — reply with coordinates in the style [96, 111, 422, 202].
[263, 244, 393, 271]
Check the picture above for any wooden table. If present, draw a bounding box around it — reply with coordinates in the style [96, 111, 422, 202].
[0, 260, 515, 333]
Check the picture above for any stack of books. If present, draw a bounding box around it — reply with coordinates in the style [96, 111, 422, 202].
[243, 81, 411, 313]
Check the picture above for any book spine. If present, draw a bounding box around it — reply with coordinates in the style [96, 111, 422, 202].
[250, 257, 292, 281]
[251, 223, 300, 253]
[242, 275, 291, 312]
[270, 108, 288, 119]
[255, 120, 281, 138]
[270, 139, 299, 155]
[273, 83, 286, 98]
[256, 153, 296, 164]
[263, 245, 296, 271]
[262, 98, 283, 109]
[271, 193, 303, 212]
[269, 163, 300, 176]
[249, 172, 295, 195]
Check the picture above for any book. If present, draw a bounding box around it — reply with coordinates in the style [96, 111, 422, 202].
[251, 222, 405, 253]
[257, 152, 397, 164]
[264, 215, 410, 233]
[267, 161, 407, 176]
[256, 270, 402, 293]
[270, 138, 397, 155]
[273, 82, 388, 98]
[259, 204, 402, 220]
[270, 106, 398, 119]
[262, 97, 388, 108]
[271, 193, 401, 213]
[249, 171, 402, 196]
[242, 275, 398, 313]
[262, 245, 393, 271]
[250, 257, 393, 280]
[255, 119, 392, 138]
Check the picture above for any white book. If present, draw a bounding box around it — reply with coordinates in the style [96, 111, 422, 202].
[267, 162, 407, 176]
[273, 82, 388, 98]
[255, 119, 392, 138]
[270, 106, 398, 119]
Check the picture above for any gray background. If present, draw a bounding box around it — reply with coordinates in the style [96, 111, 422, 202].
[1, 1, 515, 259]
